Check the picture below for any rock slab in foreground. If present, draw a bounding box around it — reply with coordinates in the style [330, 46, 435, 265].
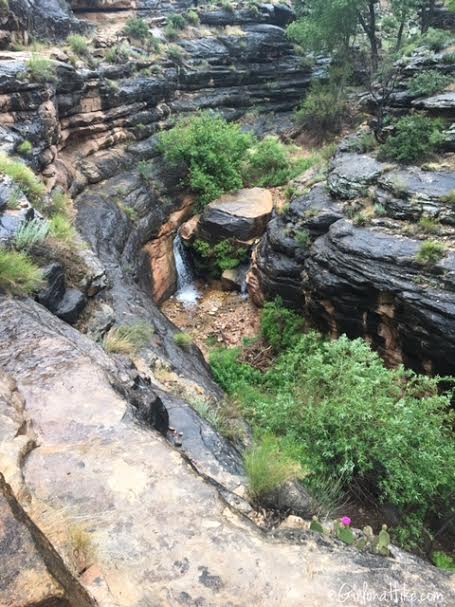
[199, 187, 273, 243]
[0, 297, 454, 607]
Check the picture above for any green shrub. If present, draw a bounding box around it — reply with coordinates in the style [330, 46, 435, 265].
[241, 136, 317, 188]
[244, 436, 304, 500]
[49, 189, 73, 218]
[164, 25, 179, 40]
[123, 17, 149, 40]
[379, 116, 445, 164]
[295, 82, 348, 138]
[421, 28, 453, 52]
[168, 13, 186, 29]
[408, 70, 452, 97]
[160, 112, 253, 207]
[66, 34, 89, 56]
[185, 9, 200, 25]
[416, 240, 447, 265]
[26, 55, 57, 83]
[210, 322, 455, 551]
[260, 297, 304, 352]
[102, 322, 154, 355]
[17, 140, 33, 156]
[14, 219, 49, 250]
[0, 154, 45, 204]
[193, 238, 247, 273]
[432, 551, 455, 572]
[173, 332, 193, 348]
[0, 248, 43, 295]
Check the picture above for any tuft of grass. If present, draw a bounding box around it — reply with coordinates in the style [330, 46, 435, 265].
[48, 214, 77, 244]
[66, 34, 89, 57]
[244, 436, 304, 500]
[102, 322, 154, 355]
[419, 216, 440, 235]
[174, 332, 193, 349]
[49, 189, 74, 218]
[14, 219, 49, 250]
[26, 55, 57, 83]
[442, 190, 455, 205]
[17, 140, 33, 156]
[0, 154, 45, 204]
[416, 240, 447, 265]
[6, 188, 21, 210]
[295, 228, 311, 247]
[185, 9, 200, 25]
[0, 249, 43, 295]
[68, 524, 94, 574]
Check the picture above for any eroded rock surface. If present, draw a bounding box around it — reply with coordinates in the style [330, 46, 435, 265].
[251, 151, 455, 375]
[0, 296, 454, 607]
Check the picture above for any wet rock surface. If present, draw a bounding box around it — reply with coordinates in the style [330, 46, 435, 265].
[0, 296, 454, 607]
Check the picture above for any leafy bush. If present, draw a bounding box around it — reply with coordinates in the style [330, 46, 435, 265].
[102, 322, 154, 355]
[260, 297, 304, 352]
[416, 240, 446, 265]
[193, 238, 248, 273]
[442, 190, 455, 205]
[160, 112, 253, 207]
[168, 13, 186, 29]
[26, 56, 57, 83]
[210, 305, 455, 550]
[408, 70, 451, 97]
[123, 17, 149, 40]
[17, 140, 33, 156]
[432, 551, 455, 572]
[244, 436, 304, 499]
[0, 249, 43, 295]
[14, 219, 49, 250]
[0, 154, 45, 204]
[379, 116, 445, 164]
[295, 82, 348, 138]
[173, 332, 193, 348]
[67, 35, 89, 56]
[421, 28, 453, 52]
[241, 136, 317, 188]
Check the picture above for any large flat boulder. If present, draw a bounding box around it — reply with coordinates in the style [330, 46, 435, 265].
[198, 187, 273, 243]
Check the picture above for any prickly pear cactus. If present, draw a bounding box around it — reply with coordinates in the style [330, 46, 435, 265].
[335, 520, 355, 545]
[376, 524, 391, 556]
[310, 516, 325, 534]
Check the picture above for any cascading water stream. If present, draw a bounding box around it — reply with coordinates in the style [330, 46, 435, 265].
[173, 231, 200, 308]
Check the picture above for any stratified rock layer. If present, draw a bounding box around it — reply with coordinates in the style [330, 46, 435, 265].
[251, 152, 455, 375]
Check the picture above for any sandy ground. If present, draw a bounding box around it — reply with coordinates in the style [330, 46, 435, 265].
[161, 280, 261, 359]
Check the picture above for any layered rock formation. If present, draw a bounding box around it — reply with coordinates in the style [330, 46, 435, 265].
[251, 148, 455, 375]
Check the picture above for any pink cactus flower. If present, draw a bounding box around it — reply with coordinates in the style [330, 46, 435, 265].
[341, 516, 352, 527]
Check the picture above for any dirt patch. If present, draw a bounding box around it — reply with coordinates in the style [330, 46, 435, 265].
[161, 280, 261, 359]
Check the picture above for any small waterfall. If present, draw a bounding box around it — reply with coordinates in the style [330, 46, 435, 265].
[173, 232, 200, 308]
